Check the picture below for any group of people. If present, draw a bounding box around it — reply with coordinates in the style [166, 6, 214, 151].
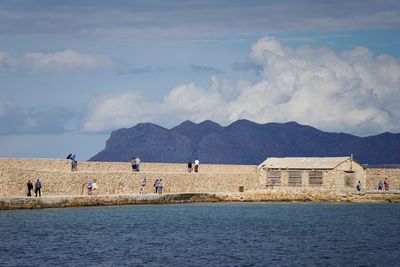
[131, 157, 141, 172]
[187, 159, 200, 173]
[356, 178, 391, 192]
[153, 179, 164, 194]
[377, 178, 390, 191]
[26, 179, 42, 197]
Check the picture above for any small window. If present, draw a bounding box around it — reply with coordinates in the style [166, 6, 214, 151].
[309, 171, 323, 186]
[288, 171, 302, 187]
[267, 170, 281, 186]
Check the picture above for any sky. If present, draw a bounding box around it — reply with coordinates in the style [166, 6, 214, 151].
[0, 0, 399, 160]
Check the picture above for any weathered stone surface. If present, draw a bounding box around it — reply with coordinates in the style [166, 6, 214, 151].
[1, 158, 400, 210]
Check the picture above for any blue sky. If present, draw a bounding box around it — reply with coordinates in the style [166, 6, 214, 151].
[1, 0, 400, 160]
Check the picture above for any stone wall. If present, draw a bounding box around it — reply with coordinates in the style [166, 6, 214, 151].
[366, 168, 400, 190]
[1, 158, 399, 198]
[0, 158, 260, 197]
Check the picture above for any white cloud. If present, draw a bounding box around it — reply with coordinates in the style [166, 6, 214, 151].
[0, 50, 107, 73]
[82, 91, 159, 132]
[83, 36, 400, 136]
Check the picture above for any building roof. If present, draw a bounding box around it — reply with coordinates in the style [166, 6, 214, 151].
[259, 157, 350, 170]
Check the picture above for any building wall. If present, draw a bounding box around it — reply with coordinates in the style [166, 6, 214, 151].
[261, 159, 367, 191]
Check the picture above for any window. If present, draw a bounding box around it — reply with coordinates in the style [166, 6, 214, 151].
[267, 170, 281, 186]
[344, 174, 355, 187]
[288, 171, 302, 187]
[309, 170, 323, 186]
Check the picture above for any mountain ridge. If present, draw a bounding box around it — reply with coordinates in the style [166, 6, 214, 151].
[89, 120, 400, 165]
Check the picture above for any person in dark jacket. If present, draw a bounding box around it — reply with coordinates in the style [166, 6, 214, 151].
[187, 161, 193, 173]
[27, 180, 33, 196]
[35, 179, 42, 197]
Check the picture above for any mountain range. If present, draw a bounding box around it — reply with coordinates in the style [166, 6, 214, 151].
[89, 120, 400, 165]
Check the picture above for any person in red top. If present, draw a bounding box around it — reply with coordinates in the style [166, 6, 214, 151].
[384, 178, 389, 191]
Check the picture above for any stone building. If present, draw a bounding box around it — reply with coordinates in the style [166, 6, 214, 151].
[258, 157, 366, 191]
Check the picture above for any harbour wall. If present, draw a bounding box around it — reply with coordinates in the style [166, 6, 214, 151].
[1, 158, 399, 198]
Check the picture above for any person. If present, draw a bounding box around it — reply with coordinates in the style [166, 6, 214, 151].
[158, 179, 164, 194]
[130, 157, 136, 171]
[378, 180, 383, 191]
[194, 159, 199, 173]
[384, 178, 389, 191]
[154, 179, 159, 193]
[35, 179, 42, 197]
[87, 179, 93, 195]
[92, 179, 98, 195]
[135, 157, 141, 172]
[187, 161, 193, 173]
[70, 154, 78, 171]
[140, 178, 147, 194]
[356, 181, 361, 192]
[27, 180, 33, 197]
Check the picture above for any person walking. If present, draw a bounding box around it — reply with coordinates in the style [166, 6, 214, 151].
[194, 159, 199, 173]
[27, 180, 33, 196]
[35, 179, 42, 197]
[140, 178, 147, 194]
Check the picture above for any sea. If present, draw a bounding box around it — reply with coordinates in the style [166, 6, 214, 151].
[0, 203, 399, 267]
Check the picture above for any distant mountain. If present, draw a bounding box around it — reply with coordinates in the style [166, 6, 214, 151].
[89, 120, 400, 165]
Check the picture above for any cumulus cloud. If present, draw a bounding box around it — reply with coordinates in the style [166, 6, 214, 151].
[0, 50, 107, 74]
[0, 102, 74, 135]
[83, 36, 400, 136]
[82, 91, 159, 132]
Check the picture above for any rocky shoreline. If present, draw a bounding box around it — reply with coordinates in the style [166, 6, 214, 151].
[1, 191, 399, 210]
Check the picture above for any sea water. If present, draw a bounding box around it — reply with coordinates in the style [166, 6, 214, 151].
[0, 203, 399, 266]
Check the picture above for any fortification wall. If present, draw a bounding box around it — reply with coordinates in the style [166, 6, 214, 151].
[1, 158, 400, 198]
[0, 158, 260, 197]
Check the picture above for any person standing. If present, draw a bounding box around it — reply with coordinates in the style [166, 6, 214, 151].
[35, 179, 42, 197]
[378, 180, 383, 190]
[27, 180, 33, 196]
[140, 178, 147, 194]
[384, 178, 389, 191]
[130, 157, 136, 171]
[158, 179, 164, 194]
[356, 181, 361, 192]
[154, 179, 159, 193]
[194, 159, 199, 173]
[92, 179, 98, 195]
[71, 154, 78, 171]
[187, 161, 193, 173]
[135, 157, 141, 172]
[87, 179, 93, 195]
